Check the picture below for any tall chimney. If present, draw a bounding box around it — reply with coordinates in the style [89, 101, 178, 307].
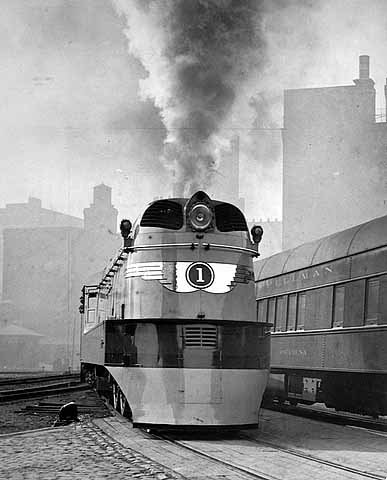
[353, 55, 374, 89]
[359, 55, 370, 79]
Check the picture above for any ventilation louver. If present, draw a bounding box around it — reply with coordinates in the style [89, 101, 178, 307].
[183, 325, 218, 348]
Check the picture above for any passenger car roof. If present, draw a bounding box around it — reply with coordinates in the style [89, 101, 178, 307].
[255, 214, 387, 280]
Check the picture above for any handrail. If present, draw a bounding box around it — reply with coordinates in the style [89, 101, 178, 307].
[203, 243, 259, 257]
[125, 242, 197, 251]
[124, 242, 259, 257]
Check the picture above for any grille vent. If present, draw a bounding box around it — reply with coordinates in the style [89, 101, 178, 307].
[140, 200, 183, 230]
[183, 325, 218, 348]
[215, 203, 248, 232]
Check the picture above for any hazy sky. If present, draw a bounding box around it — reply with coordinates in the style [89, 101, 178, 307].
[0, 0, 386, 222]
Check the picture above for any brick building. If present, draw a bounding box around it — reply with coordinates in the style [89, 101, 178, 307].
[0, 197, 82, 300]
[1, 184, 121, 370]
[282, 55, 387, 249]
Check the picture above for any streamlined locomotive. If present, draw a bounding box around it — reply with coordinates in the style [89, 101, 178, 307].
[256, 214, 387, 417]
[80, 191, 270, 428]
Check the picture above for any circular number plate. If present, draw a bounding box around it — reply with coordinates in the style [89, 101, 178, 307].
[186, 262, 214, 289]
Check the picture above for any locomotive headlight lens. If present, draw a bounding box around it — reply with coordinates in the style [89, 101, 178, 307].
[189, 204, 212, 230]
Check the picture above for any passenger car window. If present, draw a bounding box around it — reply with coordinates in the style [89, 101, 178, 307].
[287, 293, 297, 331]
[296, 293, 306, 330]
[365, 278, 380, 325]
[332, 285, 345, 327]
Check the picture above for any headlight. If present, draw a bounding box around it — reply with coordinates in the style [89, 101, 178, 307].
[251, 225, 263, 244]
[189, 204, 212, 231]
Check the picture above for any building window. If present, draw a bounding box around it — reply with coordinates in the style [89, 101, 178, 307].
[287, 294, 297, 331]
[365, 278, 380, 325]
[332, 285, 345, 327]
[257, 299, 268, 323]
[296, 293, 306, 330]
[267, 298, 276, 331]
[275, 296, 288, 332]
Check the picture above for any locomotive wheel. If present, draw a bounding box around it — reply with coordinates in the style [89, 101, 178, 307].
[119, 390, 131, 419]
[112, 382, 120, 411]
[82, 366, 97, 388]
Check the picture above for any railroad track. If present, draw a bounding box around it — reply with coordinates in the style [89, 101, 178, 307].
[0, 373, 80, 388]
[141, 429, 271, 480]
[239, 433, 386, 480]
[264, 403, 387, 432]
[145, 430, 385, 480]
[0, 380, 90, 403]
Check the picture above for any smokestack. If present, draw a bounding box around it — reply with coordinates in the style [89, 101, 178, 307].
[359, 55, 370, 79]
[353, 55, 374, 88]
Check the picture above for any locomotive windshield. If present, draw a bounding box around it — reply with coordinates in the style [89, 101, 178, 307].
[139, 194, 249, 233]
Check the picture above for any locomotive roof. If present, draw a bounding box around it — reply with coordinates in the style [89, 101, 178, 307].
[255, 214, 387, 280]
[148, 197, 241, 207]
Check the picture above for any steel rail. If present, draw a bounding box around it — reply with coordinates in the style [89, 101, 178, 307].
[263, 403, 387, 432]
[239, 433, 386, 480]
[153, 430, 385, 480]
[0, 383, 90, 403]
[0, 373, 79, 387]
[146, 431, 280, 480]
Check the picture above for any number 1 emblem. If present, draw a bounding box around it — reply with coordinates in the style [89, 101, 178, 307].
[186, 262, 214, 289]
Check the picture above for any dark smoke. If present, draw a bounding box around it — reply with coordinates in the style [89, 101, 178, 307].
[113, 0, 266, 196]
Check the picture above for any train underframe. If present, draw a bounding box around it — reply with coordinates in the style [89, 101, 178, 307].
[264, 369, 387, 417]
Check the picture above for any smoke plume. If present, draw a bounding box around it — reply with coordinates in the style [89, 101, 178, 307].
[113, 0, 266, 196]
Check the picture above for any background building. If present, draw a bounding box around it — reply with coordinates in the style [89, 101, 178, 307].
[1, 184, 121, 370]
[0, 197, 82, 301]
[282, 55, 387, 249]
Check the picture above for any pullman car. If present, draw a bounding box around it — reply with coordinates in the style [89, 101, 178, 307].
[255, 214, 387, 417]
[80, 191, 270, 428]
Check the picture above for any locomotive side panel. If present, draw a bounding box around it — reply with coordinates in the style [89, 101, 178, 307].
[81, 322, 105, 366]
